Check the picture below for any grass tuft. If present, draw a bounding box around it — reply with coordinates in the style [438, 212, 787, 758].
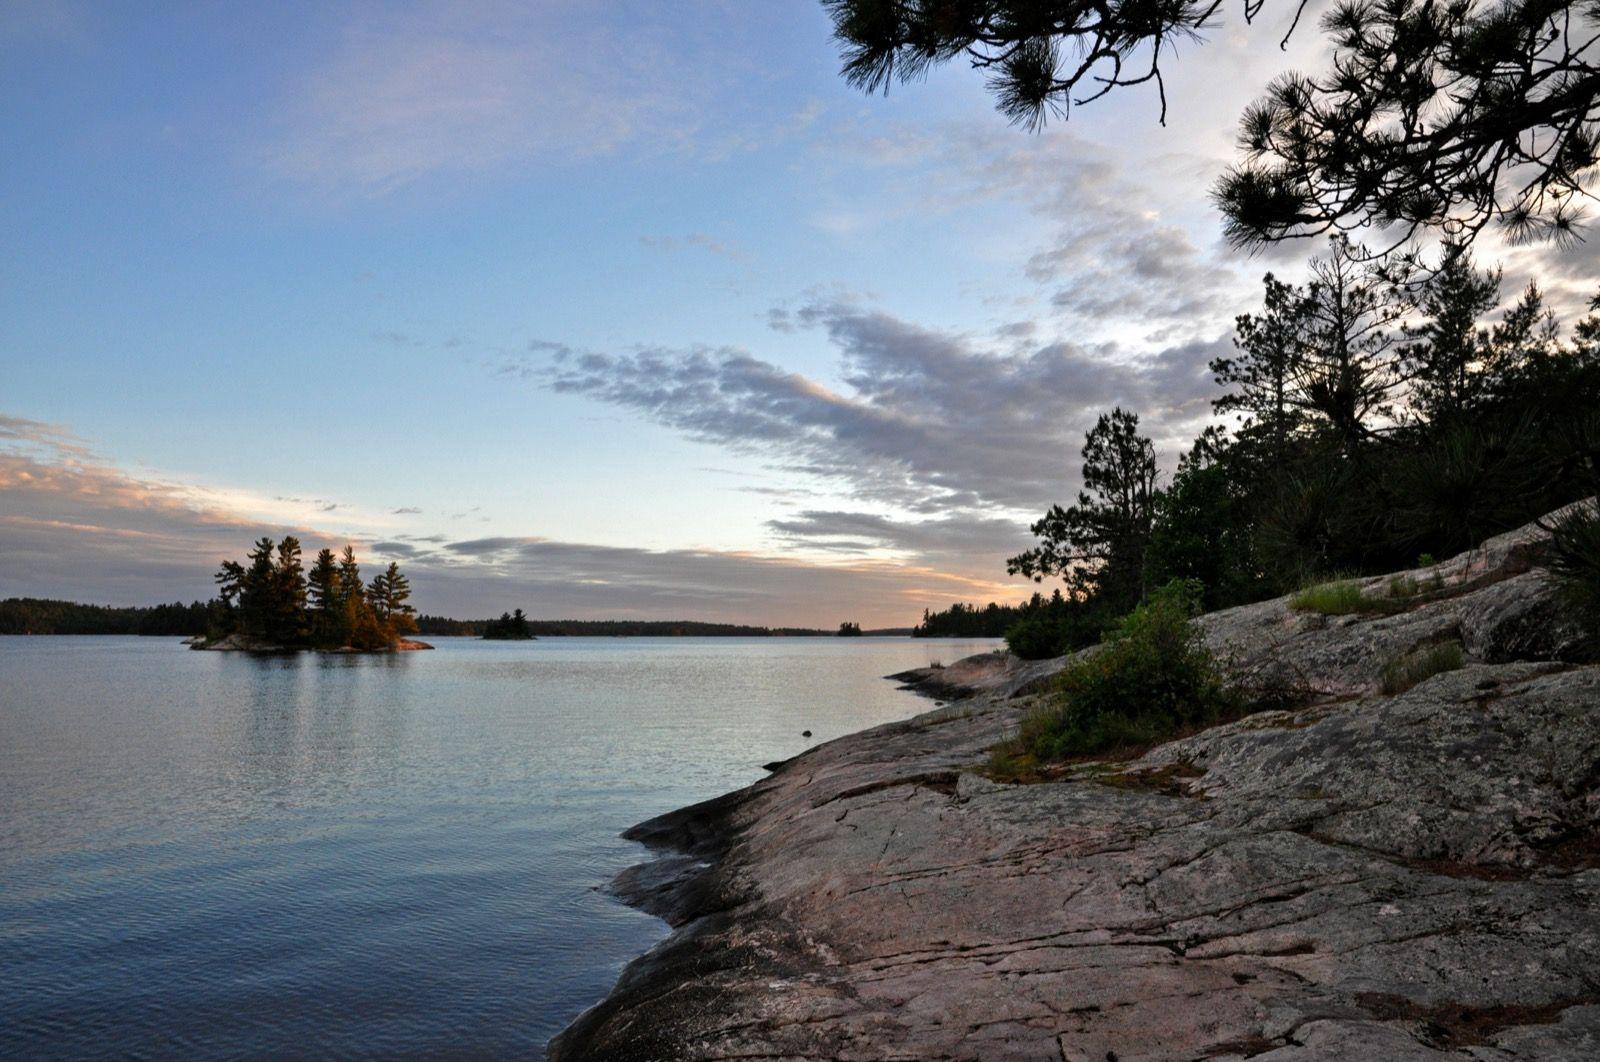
[1548, 501, 1600, 661]
[1379, 641, 1465, 695]
[1291, 570, 1440, 616]
[1290, 579, 1386, 615]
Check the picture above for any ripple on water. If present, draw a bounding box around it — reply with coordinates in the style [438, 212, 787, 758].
[0, 634, 1002, 1056]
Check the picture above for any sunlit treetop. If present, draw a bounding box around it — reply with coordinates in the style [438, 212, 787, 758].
[825, 0, 1600, 248]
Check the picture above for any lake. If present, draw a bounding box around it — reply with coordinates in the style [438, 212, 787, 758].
[0, 635, 999, 1057]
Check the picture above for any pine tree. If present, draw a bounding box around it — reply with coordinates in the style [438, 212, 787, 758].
[268, 537, 308, 644]
[1213, 273, 1310, 471]
[1007, 408, 1159, 611]
[368, 563, 415, 633]
[1487, 282, 1562, 393]
[1293, 238, 1409, 456]
[214, 560, 245, 630]
[307, 548, 342, 646]
[307, 548, 339, 610]
[238, 536, 277, 638]
[1401, 245, 1500, 426]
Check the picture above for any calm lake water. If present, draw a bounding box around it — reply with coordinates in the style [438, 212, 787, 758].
[0, 635, 998, 1058]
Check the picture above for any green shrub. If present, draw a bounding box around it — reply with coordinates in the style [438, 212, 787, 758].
[1548, 502, 1600, 660]
[1379, 641, 1465, 695]
[999, 580, 1242, 766]
[1004, 615, 1070, 660]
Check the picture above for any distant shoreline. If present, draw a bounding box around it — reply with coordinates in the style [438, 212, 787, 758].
[0, 599, 916, 638]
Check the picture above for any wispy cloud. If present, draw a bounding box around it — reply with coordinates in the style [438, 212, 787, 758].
[639, 232, 745, 261]
[536, 301, 1222, 515]
[0, 411, 1024, 624]
[250, 2, 761, 196]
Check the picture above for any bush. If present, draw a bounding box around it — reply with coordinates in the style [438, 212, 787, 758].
[1548, 501, 1600, 660]
[1379, 641, 1465, 695]
[1003, 599, 1111, 660]
[1004, 615, 1070, 660]
[997, 580, 1242, 769]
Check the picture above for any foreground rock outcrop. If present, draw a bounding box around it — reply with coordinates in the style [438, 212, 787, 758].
[551, 508, 1600, 1060]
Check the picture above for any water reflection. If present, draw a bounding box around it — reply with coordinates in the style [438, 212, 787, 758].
[0, 635, 1001, 1056]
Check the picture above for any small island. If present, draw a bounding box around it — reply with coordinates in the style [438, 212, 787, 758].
[193, 536, 430, 653]
[481, 609, 536, 640]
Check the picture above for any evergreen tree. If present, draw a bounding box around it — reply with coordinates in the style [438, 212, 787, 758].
[306, 548, 342, 646]
[1487, 281, 1563, 393]
[482, 607, 535, 640]
[1212, 273, 1309, 470]
[268, 537, 308, 644]
[337, 545, 368, 642]
[1008, 408, 1158, 611]
[307, 548, 339, 610]
[1144, 428, 1258, 609]
[238, 536, 278, 638]
[825, 1, 1600, 249]
[1293, 238, 1408, 456]
[1401, 245, 1501, 425]
[214, 560, 245, 627]
[368, 563, 416, 632]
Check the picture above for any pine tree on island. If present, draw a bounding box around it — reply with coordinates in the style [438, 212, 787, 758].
[203, 537, 423, 651]
[482, 608, 535, 640]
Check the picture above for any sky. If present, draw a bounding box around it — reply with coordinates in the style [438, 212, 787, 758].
[3, 0, 1596, 627]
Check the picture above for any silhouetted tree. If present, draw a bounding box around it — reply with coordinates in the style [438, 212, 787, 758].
[482, 608, 535, 640]
[307, 548, 343, 646]
[1213, 273, 1310, 470]
[1293, 238, 1409, 455]
[825, 0, 1600, 247]
[367, 562, 414, 631]
[1218, 0, 1600, 247]
[1008, 408, 1158, 611]
[203, 539, 413, 650]
[1400, 244, 1501, 425]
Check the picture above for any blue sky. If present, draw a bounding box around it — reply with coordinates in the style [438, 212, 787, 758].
[3, 1, 1594, 625]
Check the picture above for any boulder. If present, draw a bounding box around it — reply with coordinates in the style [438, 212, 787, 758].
[1459, 570, 1589, 663]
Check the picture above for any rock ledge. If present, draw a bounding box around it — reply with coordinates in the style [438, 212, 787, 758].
[551, 508, 1600, 1060]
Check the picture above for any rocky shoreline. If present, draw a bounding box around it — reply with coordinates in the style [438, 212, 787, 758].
[187, 633, 433, 652]
[550, 508, 1600, 1060]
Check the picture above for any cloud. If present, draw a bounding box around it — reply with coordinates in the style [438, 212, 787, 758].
[540, 302, 1225, 514]
[391, 506, 422, 515]
[766, 509, 1034, 571]
[829, 121, 1251, 343]
[407, 534, 1019, 624]
[252, 3, 706, 194]
[250, 2, 805, 196]
[0, 412, 1027, 625]
[0, 435, 299, 605]
[0, 413, 95, 460]
[639, 232, 744, 261]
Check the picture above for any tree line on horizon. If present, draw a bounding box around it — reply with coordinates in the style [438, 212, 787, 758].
[1, 597, 918, 640]
[0, 598, 215, 636]
[414, 615, 906, 637]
